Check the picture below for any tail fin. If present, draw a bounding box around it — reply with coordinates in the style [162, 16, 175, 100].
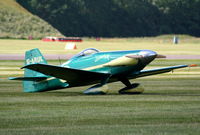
[25, 48, 47, 65]
[23, 48, 48, 92]
[24, 48, 47, 77]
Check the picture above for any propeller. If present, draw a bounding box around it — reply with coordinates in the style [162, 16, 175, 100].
[156, 54, 166, 58]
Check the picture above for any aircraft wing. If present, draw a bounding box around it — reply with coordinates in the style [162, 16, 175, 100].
[136, 65, 195, 78]
[23, 64, 111, 86]
[9, 77, 47, 81]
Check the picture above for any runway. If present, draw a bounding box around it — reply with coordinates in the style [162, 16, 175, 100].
[0, 54, 73, 60]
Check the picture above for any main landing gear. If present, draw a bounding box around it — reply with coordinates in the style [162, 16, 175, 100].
[83, 84, 108, 95]
[83, 75, 110, 95]
[83, 77, 144, 95]
[118, 78, 144, 94]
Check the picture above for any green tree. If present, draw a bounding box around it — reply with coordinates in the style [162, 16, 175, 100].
[16, 0, 200, 37]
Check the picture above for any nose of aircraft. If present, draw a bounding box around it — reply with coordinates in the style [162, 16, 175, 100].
[139, 50, 157, 65]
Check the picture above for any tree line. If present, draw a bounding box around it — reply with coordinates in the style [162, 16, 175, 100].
[16, 0, 200, 37]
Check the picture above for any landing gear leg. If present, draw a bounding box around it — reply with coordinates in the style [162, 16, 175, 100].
[118, 78, 144, 94]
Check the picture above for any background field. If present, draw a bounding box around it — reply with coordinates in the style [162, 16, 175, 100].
[0, 35, 200, 55]
[0, 38, 200, 135]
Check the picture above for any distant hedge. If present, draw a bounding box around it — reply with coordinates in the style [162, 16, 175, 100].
[17, 0, 200, 37]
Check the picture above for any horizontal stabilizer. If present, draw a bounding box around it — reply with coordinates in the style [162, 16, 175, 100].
[137, 65, 189, 78]
[23, 64, 111, 86]
[9, 77, 48, 81]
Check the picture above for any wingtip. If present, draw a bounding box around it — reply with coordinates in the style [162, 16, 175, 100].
[21, 65, 29, 69]
[188, 64, 198, 67]
[8, 77, 15, 80]
[21, 63, 43, 69]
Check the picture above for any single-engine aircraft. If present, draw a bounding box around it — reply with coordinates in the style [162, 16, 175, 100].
[9, 48, 197, 95]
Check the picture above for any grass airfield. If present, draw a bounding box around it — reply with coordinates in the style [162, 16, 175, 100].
[0, 37, 200, 135]
[0, 35, 200, 55]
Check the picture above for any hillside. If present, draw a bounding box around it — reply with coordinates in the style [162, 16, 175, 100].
[0, 0, 62, 39]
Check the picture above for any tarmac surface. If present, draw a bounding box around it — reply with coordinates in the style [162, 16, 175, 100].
[0, 54, 200, 60]
[0, 54, 73, 60]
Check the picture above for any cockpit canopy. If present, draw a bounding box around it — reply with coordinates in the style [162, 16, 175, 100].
[73, 48, 100, 58]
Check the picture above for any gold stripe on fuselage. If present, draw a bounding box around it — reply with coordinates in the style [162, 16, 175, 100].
[84, 56, 138, 71]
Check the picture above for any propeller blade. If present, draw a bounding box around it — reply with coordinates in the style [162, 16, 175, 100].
[156, 54, 166, 58]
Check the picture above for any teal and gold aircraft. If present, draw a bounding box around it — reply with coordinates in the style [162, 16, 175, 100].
[9, 48, 196, 95]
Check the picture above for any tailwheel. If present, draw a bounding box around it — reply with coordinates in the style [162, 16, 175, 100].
[118, 77, 144, 94]
[119, 83, 144, 94]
